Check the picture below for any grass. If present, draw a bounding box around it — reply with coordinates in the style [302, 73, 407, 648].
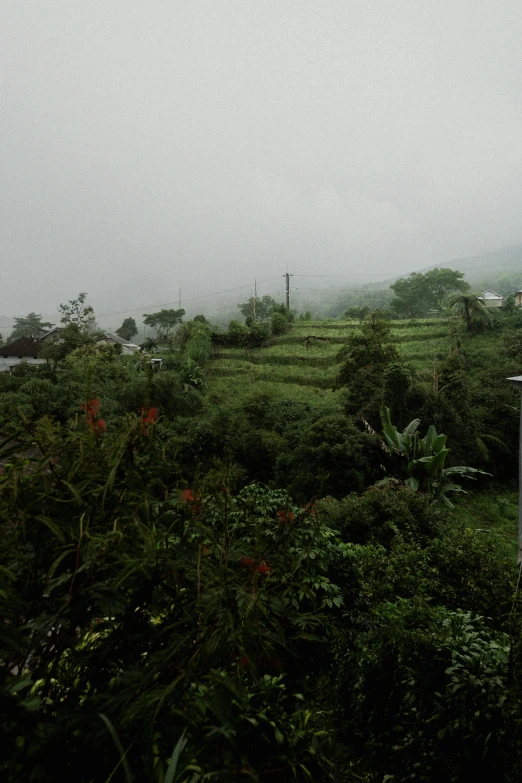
[452, 489, 519, 561]
[207, 317, 505, 410]
[207, 374, 341, 409]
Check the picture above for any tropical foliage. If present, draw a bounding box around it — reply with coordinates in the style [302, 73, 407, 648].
[3, 277, 522, 781]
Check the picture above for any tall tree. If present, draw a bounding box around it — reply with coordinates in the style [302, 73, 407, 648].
[238, 295, 279, 323]
[115, 317, 138, 342]
[450, 293, 492, 333]
[9, 312, 54, 342]
[390, 268, 469, 317]
[143, 308, 185, 343]
[59, 293, 96, 333]
[335, 318, 400, 425]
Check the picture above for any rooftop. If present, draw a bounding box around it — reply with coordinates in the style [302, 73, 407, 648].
[0, 337, 43, 357]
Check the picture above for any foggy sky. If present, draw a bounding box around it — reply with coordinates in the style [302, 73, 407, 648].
[2, 1, 522, 320]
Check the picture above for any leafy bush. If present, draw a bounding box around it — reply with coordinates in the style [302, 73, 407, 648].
[0, 418, 341, 780]
[335, 601, 509, 782]
[318, 484, 444, 547]
[274, 413, 380, 501]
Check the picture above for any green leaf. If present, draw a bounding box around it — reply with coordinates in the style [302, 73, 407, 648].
[402, 418, 421, 438]
[100, 713, 133, 783]
[7, 679, 33, 694]
[430, 433, 447, 454]
[165, 730, 188, 783]
[380, 407, 402, 451]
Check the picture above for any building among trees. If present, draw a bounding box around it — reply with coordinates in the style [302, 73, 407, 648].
[477, 289, 503, 308]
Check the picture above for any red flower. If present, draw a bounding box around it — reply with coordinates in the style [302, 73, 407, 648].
[80, 398, 105, 435]
[255, 563, 272, 575]
[180, 488, 203, 514]
[81, 398, 101, 416]
[277, 510, 295, 525]
[140, 406, 159, 435]
[240, 556, 254, 568]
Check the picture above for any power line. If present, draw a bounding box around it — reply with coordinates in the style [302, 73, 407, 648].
[0, 276, 283, 327]
[292, 287, 389, 292]
[97, 275, 282, 318]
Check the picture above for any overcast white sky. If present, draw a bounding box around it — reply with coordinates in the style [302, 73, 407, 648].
[1, 1, 522, 318]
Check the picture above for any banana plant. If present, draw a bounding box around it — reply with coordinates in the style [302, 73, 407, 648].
[377, 406, 489, 507]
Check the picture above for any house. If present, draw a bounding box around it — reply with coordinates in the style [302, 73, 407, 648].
[98, 333, 141, 355]
[0, 337, 47, 372]
[477, 290, 503, 308]
[39, 327, 62, 343]
[515, 290, 522, 307]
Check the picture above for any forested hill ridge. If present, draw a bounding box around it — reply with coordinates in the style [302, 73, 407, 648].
[4, 291, 522, 781]
[290, 244, 522, 319]
[435, 243, 522, 295]
[361, 243, 522, 294]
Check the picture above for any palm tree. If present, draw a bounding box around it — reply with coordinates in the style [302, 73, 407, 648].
[450, 293, 492, 332]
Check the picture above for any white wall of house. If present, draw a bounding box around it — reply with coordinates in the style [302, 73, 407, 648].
[0, 357, 46, 372]
[480, 298, 503, 308]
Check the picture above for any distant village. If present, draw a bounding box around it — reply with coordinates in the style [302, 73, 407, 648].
[0, 330, 141, 373]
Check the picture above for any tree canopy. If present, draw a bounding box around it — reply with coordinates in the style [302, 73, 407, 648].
[450, 293, 492, 332]
[9, 312, 54, 342]
[143, 308, 185, 342]
[238, 295, 279, 323]
[115, 316, 138, 342]
[59, 292, 96, 333]
[390, 268, 469, 317]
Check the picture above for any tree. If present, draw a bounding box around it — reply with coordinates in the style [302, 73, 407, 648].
[335, 318, 399, 424]
[377, 406, 489, 505]
[238, 295, 279, 323]
[343, 305, 370, 321]
[390, 268, 469, 317]
[143, 308, 185, 343]
[270, 311, 291, 335]
[9, 312, 54, 342]
[450, 294, 492, 332]
[115, 317, 138, 342]
[59, 293, 96, 333]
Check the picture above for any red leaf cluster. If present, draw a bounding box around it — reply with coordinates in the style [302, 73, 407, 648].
[81, 398, 106, 435]
[241, 557, 272, 575]
[140, 406, 159, 435]
[180, 488, 203, 514]
[277, 509, 295, 526]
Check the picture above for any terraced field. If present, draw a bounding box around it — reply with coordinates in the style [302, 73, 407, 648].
[207, 318, 454, 408]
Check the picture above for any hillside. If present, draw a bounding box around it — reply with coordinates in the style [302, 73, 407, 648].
[208, 318, 455, 408]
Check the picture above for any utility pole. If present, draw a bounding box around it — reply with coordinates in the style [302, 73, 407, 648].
[285, 272, 293, 311]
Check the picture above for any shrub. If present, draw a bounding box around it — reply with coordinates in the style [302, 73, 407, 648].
[335, 601, 509, 782]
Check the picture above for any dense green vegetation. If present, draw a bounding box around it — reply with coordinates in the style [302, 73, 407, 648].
[4, 287, 522, 781]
